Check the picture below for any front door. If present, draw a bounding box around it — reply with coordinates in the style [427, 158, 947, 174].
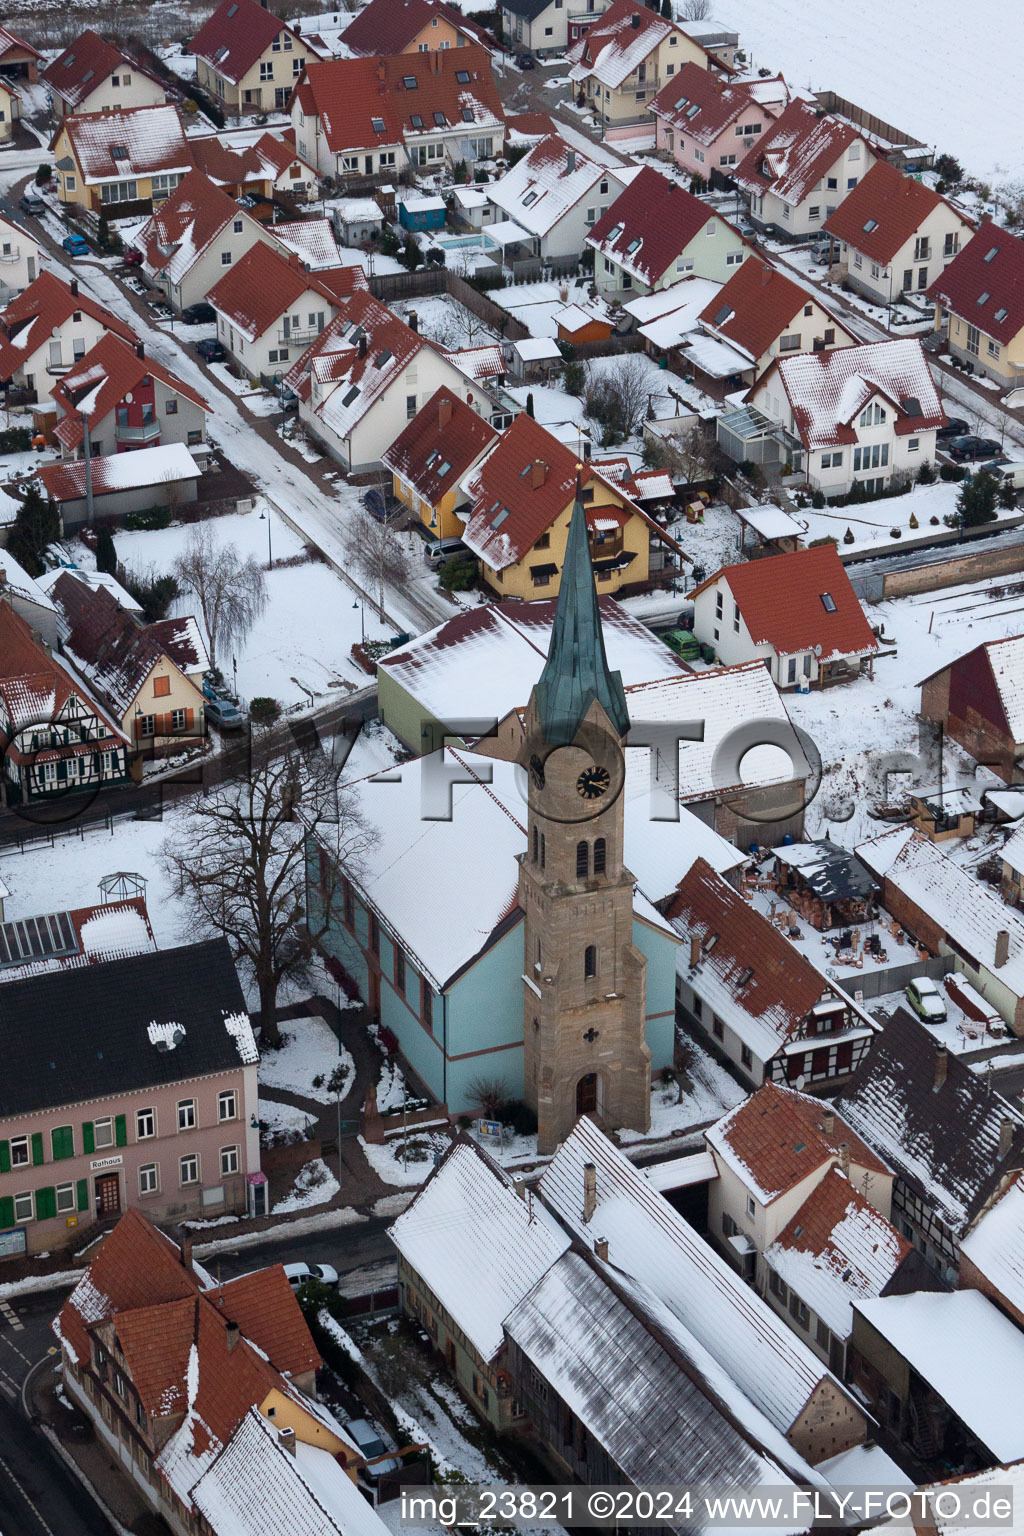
[576, 1073, 598, 1115]
[95, 1173, 121, 1216]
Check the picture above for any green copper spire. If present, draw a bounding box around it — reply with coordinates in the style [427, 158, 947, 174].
[533, 489, 630, 747]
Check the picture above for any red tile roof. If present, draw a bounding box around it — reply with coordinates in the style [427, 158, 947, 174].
[768, 1165, 911, 1308]
[215, 1265, 321, 1379]
[56, 103, 192, 185]
[206, 242, 354, 340]
[133, 170, 252, 283]
[51, 332, 208, 450]
[0, 602, 124, 762]
[691, 545, 878, 663]
[506, 110, 558, 140]
[294, 44, 504, 156]
[708, 1079, 890, 1205]
[0, 24, 43, 64]
[383, 386, 497, 504]
[697, 257, 850, 363]
[824, 158, 970, 266]
[569, 0, 703, 90]
[927, 221, 1024, 347]
[283, 289, 427, 438]
[342, 0, 483, 56]
[190, 0, 305, 86]
[586, 166, 731, 286]
[650, 61, 786, 146]
[755, 336, 944, 450]
[42, 29, 155, 109]
[733, 98, 864, 208]
[0, 271, 136, 383]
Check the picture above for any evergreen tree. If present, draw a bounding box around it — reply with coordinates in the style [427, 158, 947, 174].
[526, 392, 535, 418]
[95, 525, 117, 575]
[6, 483, 60, 576]
[956, 470, 999, 529]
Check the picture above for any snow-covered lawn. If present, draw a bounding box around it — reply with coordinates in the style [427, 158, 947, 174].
[790, 479, 1021, 555]
[358, 1129, 451, 1186]
[258, 1098, 319, 1134]
[390, 295, 501, 350]
[618, 1037, 746, 1144]
[259, 1016, 355, 1104]
[271, 1156, 341, 1213]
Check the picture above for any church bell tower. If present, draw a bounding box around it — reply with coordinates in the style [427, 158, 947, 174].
[518, 489, 651, 1156]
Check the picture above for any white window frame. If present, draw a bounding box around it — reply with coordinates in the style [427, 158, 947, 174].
[220, 1145, 240, 1177]
[218, 1089, 238, 1122]
[139, 1163, 159, 1195]
[93, 1116, 114, 1149]
[177, 1098, 197, 1131]
[137, 1107, 156, 1139]
[179, 1153, 200, 1186]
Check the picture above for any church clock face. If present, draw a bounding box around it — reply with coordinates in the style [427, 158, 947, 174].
[576, 764, 610, 800]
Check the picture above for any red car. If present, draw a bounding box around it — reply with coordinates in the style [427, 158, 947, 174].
[121, 249, 144, 267]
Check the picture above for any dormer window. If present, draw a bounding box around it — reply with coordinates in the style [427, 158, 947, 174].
[112, 145, 128, 160]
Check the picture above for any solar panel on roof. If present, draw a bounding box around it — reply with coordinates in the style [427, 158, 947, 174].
[0, 911, 78, 968]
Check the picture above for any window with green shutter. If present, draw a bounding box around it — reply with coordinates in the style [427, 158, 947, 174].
[0, 1141, 9, 1175]
[0, 1196, 13, 1229]
[51, 1126, 74, 1161]
[76, 1179, 89, 1213]
[115, 1115, 127, 1148]
[31, 1132, 44, 1166]
[82, 1122, 95, 1155]
[35, 1186, 57, 1220]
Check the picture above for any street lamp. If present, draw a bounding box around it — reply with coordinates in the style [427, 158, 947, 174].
[352, 597, 365, 642]
[259, 509, 273, 569]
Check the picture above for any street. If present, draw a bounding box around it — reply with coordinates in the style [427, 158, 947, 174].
[195, 1212, 397, 1283]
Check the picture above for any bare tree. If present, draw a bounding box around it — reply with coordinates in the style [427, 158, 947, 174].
[350, 507, 410, 618]
[172, 523, 267, 673]
[584, 354, 653, 442]
[650, 424, 715, 487]
[679, 0, 712, 17]
[162, 748, 372, 1048]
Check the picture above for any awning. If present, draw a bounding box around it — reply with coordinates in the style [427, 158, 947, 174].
[530, 562, 559, 577]
[591, 551, 637, 572]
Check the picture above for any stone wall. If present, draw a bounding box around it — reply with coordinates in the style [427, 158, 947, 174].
[882, 540, 1024, 599]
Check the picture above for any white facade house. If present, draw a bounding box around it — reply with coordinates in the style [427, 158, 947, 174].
[132, 171, 277, 312]
[0, 272, 136, 397]
[207, 243, 363, 381]
[501, 0, 611, 58]
[0, 214, 40, 302]
[733, 99, 876, 241]
[486, 134, 632, 260]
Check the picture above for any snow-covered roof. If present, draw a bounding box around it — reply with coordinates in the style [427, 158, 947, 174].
[38, 443, 200, 503]
[854, 1291, 1024, 1461]
[682, 329, 753, 379]
[333, 197, 384, 222]
[0, 548, 56, 612]
[960, 1174, 1024, 1319]
[736, 503, 803, 540]
[488, 134, 623, 238]
[60, 103, 192, 186]
[626, 275, 722, 348]
[644, 1150, 718, 1192]
[1003, 822, 1024, 872]
[568, 0, 697, 91]
[758, 337, 943, 451]
[733, 98, 865, 209]
[512, 336, 561, 361]
[36, 566, 142, 615]
[270, 217, 343, 270]
[389, 1139, 569, 1361]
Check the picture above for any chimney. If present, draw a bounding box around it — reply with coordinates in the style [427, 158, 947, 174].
[277, 1426, 296, 1456]
[630, 11, 641, 25]
[179, 1228, 193, 1270]
[838, 1141, 850, 1175]
[583, 1161, 597, 1223]
[995, 929, 1010, 968]
[514, 1176, 529, 1200]
[377, 60, 386, 81]
[689, 933, 700, 968]
[439, 394, 453, 429]
[594, 1236, 609, 1262]
[225, 1320, 240, 1352]
[822, 1107, 835, 1136]
[1000, 1116, 1015, 1158]
[934, 1044, 948, 1091]
[136, 341, 145, 360]
[530, 458, 547, 489]
[358, 334, 367, 359]
[566, 146, 576, 174]
[408, 309, 419, 333]
[70, 278, 79, 297]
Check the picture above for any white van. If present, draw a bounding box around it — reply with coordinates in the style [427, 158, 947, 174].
[993, 462, 1024, 491]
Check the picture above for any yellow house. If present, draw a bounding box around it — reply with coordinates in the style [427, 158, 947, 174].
[342, 0, 484, 57]
[190, 0, 316, 116]
[383, 387, 499, 540]
[51, 104, 193, 211]
[257, 1386, 362, 1471]
[567, 0, 714, 134]
[927, 222, 1024, 389]
[462, 411, 683, 599]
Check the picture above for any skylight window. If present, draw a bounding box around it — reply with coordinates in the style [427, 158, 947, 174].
[402, 74, 418, 89]
[433, 111, 446, 126]
[995, 306, 1008, 322]
[215, 45, 229, 61]
[342, 385, 360, 406]
[793, 1143, 806, 1155]
[685, 102, 700, 119]
[455, 68, 471, 83]
[703, 933, 718, 952]
[226, 3, 238, 15]
[112, 145, 128, 160]
[674, 95, 688, 110]
[737, 967, 754, 988]
[371, 116, 385, 133]
[437, 460, 451, 476]
[820, 592, 837, 613]
[609, 222, 624, 241]
[522, 190, 538, 207]
[626, 237, 641, 254]
[978, 292, 990, 305]
[82, 69, 94, 83]
[426, 450, 439, 466]
[65, 53, 75, 66]
[493, 507, 510, 527]
[862, 218, 878, 232]
[984, 245, 998, 262]
[461, 108, 473, 123]
[488, 499, 501, 514]
[410, 113, 424, 129]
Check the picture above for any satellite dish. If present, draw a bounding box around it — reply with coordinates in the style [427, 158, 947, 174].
[795, 1074, 806, 1089]
[125, 392, 133, 403]
[814, 643, 823, 657]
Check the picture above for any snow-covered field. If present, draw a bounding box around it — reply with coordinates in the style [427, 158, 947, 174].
[726, 0, 1024, 186]
[258, 1016, 355, 1104]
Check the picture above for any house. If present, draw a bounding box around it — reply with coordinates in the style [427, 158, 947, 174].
[51, 334, 208, 460]
[0, 939, 259, 1251]
[284, 288, 486, 473]
[919, 636, 1024, 785]
[849, 1290, 1024, 1469]
[486, 134, 632, 260]
[651, 61, 787, 181]
[855, 827, 1024, 1037]
[342, 0, 487, 57]
[189, 130, 318, 202]
[959, 1172, 1024, 1330]
[0, 549, 60, 648]
[37, 443, 202, 529]
[0, 23, 43, 83]
[733, 98, 876, 241]
[390, 1138, 571, 1429]
[690, 544, 879, 690]
[42, 29, 166, 118]
[537, 1114, 870, 1464]
[0, 602, 129, 806]
[53, 1211, 383, 1536]
[49, 572, 207, 757]
[190, 0, 315, 115]
[0, 77, 21, 144]
[0, 212, 41, 301]
[745, 336, 944, 496]
[0, 271, 136, 399]
[668, 858, 878, 1088]
[835, 1005, 1024, 1278]
[131, 170, 278, 312]
[566, 0, 716, 136]
[927, 223, 1024, 388]
[675, 15, 743, 70]
[334, 197, 384, 246]
[206, 243, 366, 380]
[51, 103, 192, 213]
[822, 158, 974, 306]
[908, 780, 981, 842]
[291, 47, 505, 183]
[501, 0, 610, 58]
[0, 894, 156, 984]
[459, 410, 684, 599]
[586, 166, 748, 296]
[383, 386, 498, 539]
[1001, 823, 1024, 907]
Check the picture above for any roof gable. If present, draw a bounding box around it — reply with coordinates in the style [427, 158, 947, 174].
[342, 0, 478, 56]
[733, 98, 863, 207]
[0, 271, 136, 382]
[698, 257, 846, 362]
[488, 133, 619, 237]
[51, 332, 208, 448]
[650, 60, 785, 145]
[569, 0, 705, 89]
[206, 242, 346, 340]
[42, 30, 151, 108]
[755, 335, 944, 449]
[587, 166, 726, 284]
[58, 103, 192, 184]
[133, 170, 253, 283]
[191, 0, 305, 85]
[927, 222, 1024, 345]
[823, 158, 967, 265]
[382, 386, 497, 501]
[0, 600, 124, 746]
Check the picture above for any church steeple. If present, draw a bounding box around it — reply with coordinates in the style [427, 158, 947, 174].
[533, 488, 630, 749]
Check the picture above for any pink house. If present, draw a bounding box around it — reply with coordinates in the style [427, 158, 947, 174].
[651, 61, 788, 180]
[0, 938, 262, 1256]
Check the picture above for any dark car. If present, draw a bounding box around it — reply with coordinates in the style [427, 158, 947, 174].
[181, 301, 216, 325]
[936, 416, 970, 439]
[363, 487, 402, 520]
[18, 192, 46, 216]
[196, 337, 226, 362]
[121, 248, 144, 267]
[515, 52, 536, 67]
[947, 434, 1002, 462]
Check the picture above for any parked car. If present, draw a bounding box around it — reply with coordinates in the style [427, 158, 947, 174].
[121, 247, 144, 267]
[205, 695, 246, 731]
[283, 1261, 340, 1289]
[61, 233, 89, 257]
[663, 629, 701, 661]
[18, 192, 46, 216]
[809, 237, 833, 261]
[515, 52, 536, 67]
[181, 301, 216, 325]
[946, 434, 1003, 462]
[905, 976, 947, 1023]
[275, 380, 299, 409]
[992, 462, 1024, 491]
[196, 337, 226, 363]
[343, 1418, 402, 1478]
[363, 487, 402, 520]
[424, 536, 470, 569]
[936, 417, 970, 440]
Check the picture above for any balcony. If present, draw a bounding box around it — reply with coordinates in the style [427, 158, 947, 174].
[0, 245, 20, 264]
[277, 326, 320, 345]
[115, 419, 161, 445]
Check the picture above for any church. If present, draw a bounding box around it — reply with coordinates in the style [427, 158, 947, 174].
[306, 489, 746, 1148]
